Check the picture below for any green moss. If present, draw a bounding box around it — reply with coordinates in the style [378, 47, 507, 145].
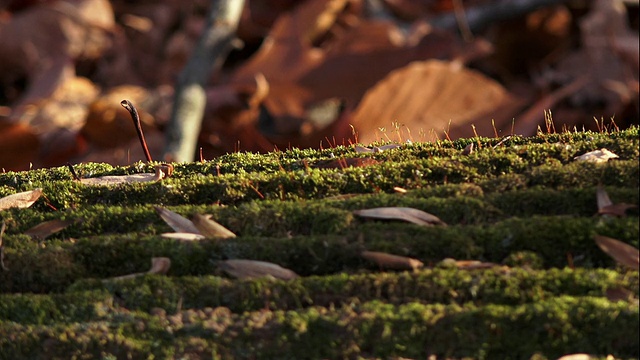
[0, 127, 637, 357]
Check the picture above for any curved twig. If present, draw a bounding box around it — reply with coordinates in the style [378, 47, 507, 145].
[121, 99, 153, 162]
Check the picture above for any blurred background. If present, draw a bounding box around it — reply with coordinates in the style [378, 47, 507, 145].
[0, 0, 638, 170]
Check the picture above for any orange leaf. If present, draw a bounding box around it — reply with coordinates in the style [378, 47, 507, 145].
[350, 60, 523, 144]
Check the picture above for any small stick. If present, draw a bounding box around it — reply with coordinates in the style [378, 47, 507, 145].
[121, 100, 153, 162]
[67, 163, 80, 181]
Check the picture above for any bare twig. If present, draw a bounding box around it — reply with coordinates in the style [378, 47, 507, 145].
[67, 163, 80, 181]
[121, 99, 153, 162]
[163, 0, 246, 162]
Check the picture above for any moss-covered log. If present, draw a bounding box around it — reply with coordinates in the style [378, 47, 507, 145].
[0, 128, 637, 358]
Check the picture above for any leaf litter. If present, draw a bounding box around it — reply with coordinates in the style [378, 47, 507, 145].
[594, 235, 639, 270]
[218, 259, 298, 280]
[353, 207, 447, 226]
[0, 189, 43, 211]
[107, 257, 171, 282]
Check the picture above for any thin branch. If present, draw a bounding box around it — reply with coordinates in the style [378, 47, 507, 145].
[121, 100, 153, 162]
[163, 0, 246, 162]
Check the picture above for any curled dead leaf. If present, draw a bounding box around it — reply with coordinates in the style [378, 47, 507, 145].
[108, 257, 171, 281]
[191, 214, 236, 239]
[353, 207, 447, 226]
[361, 251, 423, 271]
[24, 218, 79, 240]
[594, 235, 639, 270]
[80, 164, 173, 186]
[154, 206, 200, 234]
[574, 148, 619, 163]
[218, 259, 298, 280]
[0, 189, 43, 211]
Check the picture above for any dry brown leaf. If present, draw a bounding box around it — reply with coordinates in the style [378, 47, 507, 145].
[80, 164, 173, 186]
[148, 257, 171, 274]
[361, 251, 423, 270]
[154, 206, 200, 235]
[350, 60, 524, 144]
[453, 260, 500, 270]
[218, 259, 298, 280]
[574, 148, 619, 163]
[24, 219, 78, 240]
[594, 235, 639, 270]
[108, 257, 171, 282]
[0, 189, 43, 211]
[605, 287, 635, 302]
[439, 258, 501, 270]
[598, 203, 637, 217]
[556, 354, 592, 360]
[191, 214, 236, 239]
[161, 233, 205, 241]
[353, 207, 447, 226]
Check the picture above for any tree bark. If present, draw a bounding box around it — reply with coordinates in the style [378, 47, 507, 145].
[163, 0, 246, 162]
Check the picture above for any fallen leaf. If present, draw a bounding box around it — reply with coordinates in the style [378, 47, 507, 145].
[452, 260, 500, 270]
[24, 219, 78, 240]
[596, 184, 613, 210]
[462, 143, 474, 155]
[605, 287, 635, 302]
[154, 206, 200, 235]
[161, 233, 205, 241]
[350, 60, 524, 144]
[353, 207, 447, 226]
[191, 214, 236, 239]
[598, 203, 637, 217]
[108, 257, 171, 281]
[594, 235, 639, 270]
[361, 251, 423, 270]
[218, 259, 298, 280]
[556, 354, 592, 360]
[0, 189, 43, 211]
[439, 258, 501, 270]
[80, 164, 173, 186]
[574, 148, 619, 163]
